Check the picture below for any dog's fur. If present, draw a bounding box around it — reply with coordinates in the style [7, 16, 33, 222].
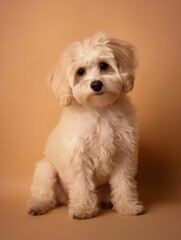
[27, 32, 144, 219]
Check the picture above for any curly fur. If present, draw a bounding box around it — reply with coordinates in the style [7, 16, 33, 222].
[27, 32, 144, 219]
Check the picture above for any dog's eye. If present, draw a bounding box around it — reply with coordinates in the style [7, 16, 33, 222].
[100, 62, 109, 70]
[77, 68, 85, 76]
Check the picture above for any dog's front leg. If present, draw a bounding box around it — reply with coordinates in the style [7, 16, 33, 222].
[68, 154, 98, 219]
[110, 153, 144, 216]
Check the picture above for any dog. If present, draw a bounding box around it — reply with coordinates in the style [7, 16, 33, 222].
[27, 32, 144, 219]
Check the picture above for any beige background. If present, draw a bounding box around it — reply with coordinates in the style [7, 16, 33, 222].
[1, 0, 181, 239]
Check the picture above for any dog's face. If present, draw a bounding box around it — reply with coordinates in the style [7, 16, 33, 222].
[49, 32, 138, 107]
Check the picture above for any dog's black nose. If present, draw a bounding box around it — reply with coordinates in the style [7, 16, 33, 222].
[90, 80, 103, 92]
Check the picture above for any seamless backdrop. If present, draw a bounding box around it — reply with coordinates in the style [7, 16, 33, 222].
[0, 1, 181, 240]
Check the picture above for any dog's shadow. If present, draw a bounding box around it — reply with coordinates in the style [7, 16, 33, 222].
[137, 145, 174, 211]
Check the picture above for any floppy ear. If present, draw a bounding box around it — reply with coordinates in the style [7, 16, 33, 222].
[47, 56, 73, 107]
[108, 38, 138, 93]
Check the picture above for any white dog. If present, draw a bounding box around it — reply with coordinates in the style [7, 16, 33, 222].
[27, 32, 144, 219]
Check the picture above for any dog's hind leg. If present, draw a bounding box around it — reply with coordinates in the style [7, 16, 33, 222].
[97, 184, 113, 209]
[27, 160, 58, 215]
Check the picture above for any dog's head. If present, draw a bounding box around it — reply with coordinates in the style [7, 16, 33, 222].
[49, 32, 138, 107]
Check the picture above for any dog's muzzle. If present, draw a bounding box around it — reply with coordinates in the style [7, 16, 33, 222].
[90, 80, 103, 92]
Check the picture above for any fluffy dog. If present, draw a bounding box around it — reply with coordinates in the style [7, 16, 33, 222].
[27, 32, 144, 219]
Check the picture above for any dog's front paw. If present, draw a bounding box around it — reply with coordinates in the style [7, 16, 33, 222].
[69, 204, 99, 220]
[114, 202, 144, 216]
[70, 208, 99, 220]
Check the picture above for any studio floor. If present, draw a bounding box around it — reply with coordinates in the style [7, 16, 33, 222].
[0, 183, 181, 240]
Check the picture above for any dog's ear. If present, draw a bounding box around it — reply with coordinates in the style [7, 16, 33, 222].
[47, 57, 73, 107]
[108, 38, 138, 93]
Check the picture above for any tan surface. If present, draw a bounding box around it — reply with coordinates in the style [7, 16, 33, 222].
[1, 0, 181, 239]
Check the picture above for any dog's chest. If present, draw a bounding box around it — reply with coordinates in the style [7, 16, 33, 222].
[82, 114, 117, 176]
